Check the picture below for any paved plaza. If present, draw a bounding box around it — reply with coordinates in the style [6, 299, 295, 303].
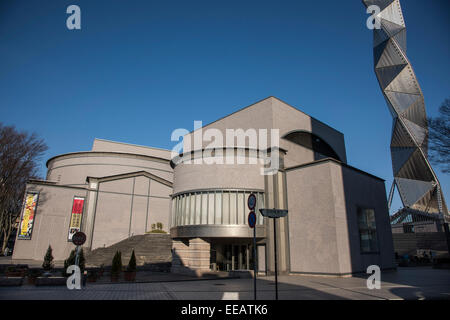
[0, 267, 449, 300]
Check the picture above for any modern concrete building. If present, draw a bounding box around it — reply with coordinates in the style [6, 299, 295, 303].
[13, 139, 173, 261]
[13, 97, 396, 276]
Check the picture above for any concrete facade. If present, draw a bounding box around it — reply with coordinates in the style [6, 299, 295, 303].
[12, 97, 395, 275]
[13, 139, 173, 261]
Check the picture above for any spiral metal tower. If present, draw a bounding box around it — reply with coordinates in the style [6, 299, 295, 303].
[362, 0, 448, 218]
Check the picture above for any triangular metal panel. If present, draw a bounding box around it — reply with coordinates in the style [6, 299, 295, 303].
[376, 64, 407, 89]
[363, 0, 394, 12]
[391, 146, 416, 175]
[374, 27, 390, 48]
[384, 95, 399, 118]
[380, 19, 405, 37]
[374, 39, 389, 67]
[375, 39, 407, 68]
[396, 148, 434, 182]
[395, 177, 434, 207]
[391, 119, 415, 147]
[402, 118, 427, 146]
[400, 95, 427, 127]
[385, 91, 420, 114]
[385, 65, 420, 94]
[393, 28, 407, 53]
[379, 0, 405, 27]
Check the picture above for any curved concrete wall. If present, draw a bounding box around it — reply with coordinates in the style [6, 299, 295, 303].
[173, 152, 265, 195]
[47, 152, 173, 186]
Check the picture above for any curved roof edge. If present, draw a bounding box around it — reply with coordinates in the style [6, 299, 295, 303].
[46, 151, 171, 168]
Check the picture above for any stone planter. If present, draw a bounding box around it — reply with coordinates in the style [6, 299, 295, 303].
[124, 271, 136, 282]
[35, 277, 67, 286]
[6, 271, 24, 277]
[0, 277, 23, 286]
[27, 276, 38, 285]
[110, 273, 120, 282]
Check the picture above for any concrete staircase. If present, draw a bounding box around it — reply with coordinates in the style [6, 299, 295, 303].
[85, 233, 172, 271]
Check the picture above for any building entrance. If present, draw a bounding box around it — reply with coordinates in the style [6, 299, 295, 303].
[210, 242, 255, 271]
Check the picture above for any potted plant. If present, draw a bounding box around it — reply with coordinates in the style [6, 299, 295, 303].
[98, 264, 105, 277]
[42, 245, 54, 274]
[6, 266, 18, 277]
[27, 268, 42, 285]
[124, 250, 137, 282]
[110, 251, 122, 282]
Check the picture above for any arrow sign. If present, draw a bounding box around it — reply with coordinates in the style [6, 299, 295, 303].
[259, 208, 288, 218]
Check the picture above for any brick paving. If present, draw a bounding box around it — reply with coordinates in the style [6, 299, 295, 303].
[0, 267, 449, 300]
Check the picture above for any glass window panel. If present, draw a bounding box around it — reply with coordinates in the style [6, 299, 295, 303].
[176, 196, 181, 226]
[195, 193, 201, 224]
[185, 195, 189, 226]
[208, 193, 215, 224]
[366, 209, 376, 229]
[190, 193, 195, 225]
[229, 192, 237, 224]
[237, 192, 244, 225]
[184, 194, 190, 226]
[357, 207, 378, 253]
[357, 208, 367, 229]
[370, 231, 379, 252]
[178, 195, 183, 226]
[215, 191, 222, 224]
[222, 192, 230, 224]
[170, 198, 175, 227]
[202, 192, 208, 224]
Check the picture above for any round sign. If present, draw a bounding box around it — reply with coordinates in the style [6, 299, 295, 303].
[72, 232, 86, 246]
[247, 194, 256, 210]
[248, 211, 256, 228]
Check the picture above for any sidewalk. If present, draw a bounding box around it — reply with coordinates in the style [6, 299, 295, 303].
[0, 267, 449, 300]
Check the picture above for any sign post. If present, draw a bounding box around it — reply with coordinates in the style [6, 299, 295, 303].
[247, 194, 257, 300]
[259, 208, 288, 300]
[72, 231, 86, 267]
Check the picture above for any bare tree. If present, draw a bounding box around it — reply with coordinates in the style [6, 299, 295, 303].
[0, 123, 47, 253]
[428, 98, 450, 174]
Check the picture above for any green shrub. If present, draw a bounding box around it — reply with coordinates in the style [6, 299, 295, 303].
[42, 245, 54, 271]
[111, 251, 122, 275]
[6, 266, 16, 273]
[146, 222, 166, 233]
[64, 248, 86, 275]
[127, 250, 137, 272]
[146, 229, 166, 234]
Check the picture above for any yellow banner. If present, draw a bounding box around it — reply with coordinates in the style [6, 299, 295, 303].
[18, 193, 38, 239]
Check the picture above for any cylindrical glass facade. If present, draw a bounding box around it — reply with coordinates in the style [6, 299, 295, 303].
[171, 190, 264, 227]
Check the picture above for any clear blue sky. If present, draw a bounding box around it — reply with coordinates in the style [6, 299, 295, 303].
[0, 0, 449, 214]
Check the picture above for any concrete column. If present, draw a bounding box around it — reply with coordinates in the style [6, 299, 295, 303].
[171, 238, 211, 275]
[264, 151, 289, 274]
[84, 178, 99, 250]
[188, 238, 211, 271]
[171, 239, 190, 273]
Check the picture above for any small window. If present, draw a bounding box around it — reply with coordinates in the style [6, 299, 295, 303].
[357, 207, 379, 253]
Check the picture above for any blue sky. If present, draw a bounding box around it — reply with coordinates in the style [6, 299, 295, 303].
[0, 0, 449, 214]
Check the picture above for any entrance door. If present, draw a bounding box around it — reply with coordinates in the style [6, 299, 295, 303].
[211, 243, 252, 271]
